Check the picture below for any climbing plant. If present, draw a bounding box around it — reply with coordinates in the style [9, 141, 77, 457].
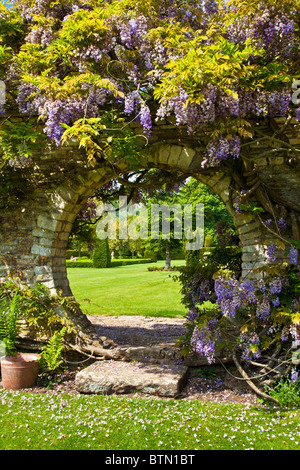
[1, 0, 299, 217]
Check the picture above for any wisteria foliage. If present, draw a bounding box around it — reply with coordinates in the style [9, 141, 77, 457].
[181, 243, 299, 383]
[0, 0, 300, 167]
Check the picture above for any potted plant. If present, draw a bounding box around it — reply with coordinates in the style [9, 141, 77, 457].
[0, 291, 40, 390]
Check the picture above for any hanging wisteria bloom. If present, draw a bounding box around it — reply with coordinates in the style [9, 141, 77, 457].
[269, 278, 282, 295]
[190, 319, 220, 364]
[240, 332, 261, 362]
[268, 90, 291, 117]
[187, 307, 198, 323]
[281, 326, 290, 342]
[203, 135, 242, 167]
[214, 276, 257, 319]
[41, 98, 98, 146]
[139, 102, 152, 136]
[277, 218, 287, 230]
[258, 279, 266, 293]
[290, 246, 298, 265]
[124, 91, 140, 116]
[267, 243, 277, 262]
[291, 369, 299, 385]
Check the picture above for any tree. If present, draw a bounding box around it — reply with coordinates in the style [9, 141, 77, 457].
[177, 178, 238, 246]
[68, 198, 98, 256]
[142, 188, 186, 269]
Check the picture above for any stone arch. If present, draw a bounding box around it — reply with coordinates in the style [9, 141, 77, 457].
[1, 137, 290, 356]
[0, 141, 267, 295]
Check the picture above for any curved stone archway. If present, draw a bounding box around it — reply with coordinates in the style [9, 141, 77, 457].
[1, 140, 268, 295]
[1, 121, 299, 354]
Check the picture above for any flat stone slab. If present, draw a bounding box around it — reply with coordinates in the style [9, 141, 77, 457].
[75, 360, 189, 397]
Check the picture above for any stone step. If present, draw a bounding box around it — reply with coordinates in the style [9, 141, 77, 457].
[118, 343, 209, 366]
[75, 360, 189, 397]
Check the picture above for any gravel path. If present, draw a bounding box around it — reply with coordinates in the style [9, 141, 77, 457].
[88, 314, 187, 347]
[6, 315, 259, 405]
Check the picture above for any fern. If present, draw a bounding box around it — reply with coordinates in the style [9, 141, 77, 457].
[40, 327, 67, 373]
[0, 291, 21, 356]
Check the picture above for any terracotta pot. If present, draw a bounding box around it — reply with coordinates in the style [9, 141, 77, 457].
[0, 353, 41, 390]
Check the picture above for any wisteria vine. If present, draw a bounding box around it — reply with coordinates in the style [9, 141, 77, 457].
[1, 0, 300, 167]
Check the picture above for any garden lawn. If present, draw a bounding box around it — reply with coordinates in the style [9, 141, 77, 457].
[0, 389, 299, 450]
[67, 261, 187, 317]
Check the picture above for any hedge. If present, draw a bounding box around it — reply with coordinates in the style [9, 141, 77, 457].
[66, 250, 91, 259]
[66, 258, 153, 268]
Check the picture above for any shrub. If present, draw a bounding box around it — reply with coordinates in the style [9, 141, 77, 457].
[185, 249, 200, 267]
[111, 259, 152, 267]
[204, 236, 213, 247]
[265, 378, 300, 408]
[0, 291, 22, 356]
[0, 281, 78, 343]
[143, 249, 158, 262]
[92, 239, 111, 268]
[147, 265, 182, 271]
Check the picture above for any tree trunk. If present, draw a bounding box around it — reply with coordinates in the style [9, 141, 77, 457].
[164, 241, 171, 270]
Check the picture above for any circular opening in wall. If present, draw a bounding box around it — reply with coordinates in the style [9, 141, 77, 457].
[65, 177, 240, 320]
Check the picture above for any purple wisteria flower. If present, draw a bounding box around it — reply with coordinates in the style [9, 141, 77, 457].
[258, 279, 266, 293]
[139, 102, 152, 136]
[215, 277, 256, 319]
[267, 243, 277, 262]
[290, 246, 298, 265]
[187, 307, 198, 323]
[256, 299, 271, 321]
[272, 297, 280, 307]
[190, 319, 220, 364]
[281, 326, 289, 342]
[124, 91, 140, 116]
[277, 217, 287, 229]
[291, 369, 299, 385]
[268, 90, 291, 117]
[240, 332, 261, 362]
[185, 276, 213, 305]
[269, 278, 282, 295]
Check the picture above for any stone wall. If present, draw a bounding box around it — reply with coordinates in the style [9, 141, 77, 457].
[0, 116, 299, 347]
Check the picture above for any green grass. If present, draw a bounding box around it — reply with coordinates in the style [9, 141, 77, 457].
[1, 262, 300, 451]
[0, 389, 299, 450]
[67, 260, 187, 317]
